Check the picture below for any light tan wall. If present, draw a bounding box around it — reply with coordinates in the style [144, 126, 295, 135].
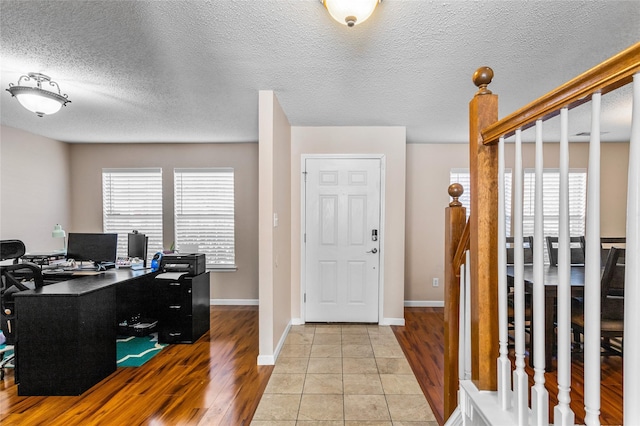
[68, 142, 259, 301]
[404, 141, 629, 303]
[594, 143, 629, 237]
[405, 143, 468, 302]
[290, 126, 406, 323]
[0, 126, 70, 252]
[258, 90, 292, 362]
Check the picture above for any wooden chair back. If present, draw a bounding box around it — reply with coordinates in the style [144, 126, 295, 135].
[506, 236, 534, 265]
[601, 246, 625, 321]
[545, 235, 585, 266]
[598, 237, 626, 269]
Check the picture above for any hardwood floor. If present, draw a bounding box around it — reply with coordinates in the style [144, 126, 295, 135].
[392, 307, 624, 426]
[392, 307, 446, 425]
[0, 305, 623, 425]
[0, 306, 273, 426]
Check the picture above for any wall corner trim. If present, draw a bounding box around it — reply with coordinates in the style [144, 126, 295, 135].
[380, 317, 405, 326]
[258, 321, 292, 366]
[257, 355, 275, 365]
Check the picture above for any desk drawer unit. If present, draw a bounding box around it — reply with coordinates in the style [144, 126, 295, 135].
[156, 272, 210, 344]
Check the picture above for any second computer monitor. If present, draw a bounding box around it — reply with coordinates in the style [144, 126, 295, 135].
[127, 232, 148, 266]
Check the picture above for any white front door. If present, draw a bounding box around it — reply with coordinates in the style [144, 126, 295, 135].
[304, 157, 381, 323]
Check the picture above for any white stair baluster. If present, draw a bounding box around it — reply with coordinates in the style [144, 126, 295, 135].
[458, 261, 466, 380]
[497, 136, 512, 410]
[624, 72, 640, 423]
[531, 120, 549, 426]
[584, 92, 602, 426]
[554, 107, 575, 426]
[465, 250, 472, 380]
[512, 129, 528, 424]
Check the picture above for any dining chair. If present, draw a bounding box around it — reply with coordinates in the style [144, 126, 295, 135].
[506, 236, 534, 265]
[546, 235, 585, 266]
[571, 246, 625, 356]
[598, 238, 626, 294]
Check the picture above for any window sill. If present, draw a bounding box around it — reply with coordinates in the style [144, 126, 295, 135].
[207, 265, 238, 272]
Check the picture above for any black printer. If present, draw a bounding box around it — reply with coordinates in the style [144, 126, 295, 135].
[160, 253, 206, 276]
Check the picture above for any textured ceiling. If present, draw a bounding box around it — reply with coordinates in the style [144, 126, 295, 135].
[1, 1, 639, 144]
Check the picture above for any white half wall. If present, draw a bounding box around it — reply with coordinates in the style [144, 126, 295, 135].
[258, 90, 292, 364]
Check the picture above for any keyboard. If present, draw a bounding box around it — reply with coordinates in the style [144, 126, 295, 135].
[42, 270, 75, 277]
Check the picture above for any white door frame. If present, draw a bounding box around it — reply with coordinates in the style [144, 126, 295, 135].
[300, 154, 386, 323]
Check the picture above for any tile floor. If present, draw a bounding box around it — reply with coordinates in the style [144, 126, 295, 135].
[251, 323, 438, 425]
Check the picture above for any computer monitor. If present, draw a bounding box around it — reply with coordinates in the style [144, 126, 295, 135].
[127, 232, 148, 267]
[66, 233, 118, 268]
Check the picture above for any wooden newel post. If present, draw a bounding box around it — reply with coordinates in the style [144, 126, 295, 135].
[444, 183, 467, 420]
[469, 67, 499, 390]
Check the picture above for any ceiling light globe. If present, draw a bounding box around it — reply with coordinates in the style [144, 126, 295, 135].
[12, 88, 64, 117]
[323, 0, 379, 27]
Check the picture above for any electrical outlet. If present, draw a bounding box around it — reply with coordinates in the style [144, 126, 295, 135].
[432, 277, 439, 287]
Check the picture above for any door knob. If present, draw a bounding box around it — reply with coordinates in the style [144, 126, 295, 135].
[367, 248, 378, 254]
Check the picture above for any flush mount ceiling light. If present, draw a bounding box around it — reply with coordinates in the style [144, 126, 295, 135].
[322, 0, 381, 27]
[6, 72, 71, 117]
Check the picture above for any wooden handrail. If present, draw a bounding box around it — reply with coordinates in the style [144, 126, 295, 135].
[452, 218, 470, 277]
[482, 41, 640, 145]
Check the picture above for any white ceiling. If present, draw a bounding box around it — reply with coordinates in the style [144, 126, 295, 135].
[1, 1, 638, 144]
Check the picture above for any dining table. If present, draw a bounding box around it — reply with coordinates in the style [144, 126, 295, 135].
[506, 264, 585, 370]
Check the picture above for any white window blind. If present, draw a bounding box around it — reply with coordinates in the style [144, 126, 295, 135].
[522, 168, 587, 262]
[102, 168, 163, 263]
[174, 168, 235, 268]
[450, 168, 512, 234]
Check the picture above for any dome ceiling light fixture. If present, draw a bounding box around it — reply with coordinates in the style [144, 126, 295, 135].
[321, 0, 381, 28]
[6, 72, 71, 117]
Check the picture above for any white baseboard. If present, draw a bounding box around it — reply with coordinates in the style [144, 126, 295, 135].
[380, 317, 405, 326]
[210, 299, 259, 306]
[290, 317, 404, 326]
[257, 354, 275, 365]
[404, 300, 445, 307]
[257, 321, 291, 365]
[444, 406, 463, 426]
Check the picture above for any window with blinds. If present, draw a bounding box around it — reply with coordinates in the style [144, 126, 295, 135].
[450, 168, 512, 234]
[174, 168, 235, 268]
[449, 168, 586, 262]
[102, 168, 163, 263]
[523, 168, 587, 262]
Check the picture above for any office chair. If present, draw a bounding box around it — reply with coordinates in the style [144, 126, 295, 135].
[0, 240, 44, 380]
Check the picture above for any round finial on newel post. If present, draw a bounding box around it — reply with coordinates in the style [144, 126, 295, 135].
[448, 183, 464, 207]
[473, 66, 494, 95]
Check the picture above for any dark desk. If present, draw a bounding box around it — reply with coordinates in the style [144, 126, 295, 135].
[14, 269, 156, 396]
[506, 265, 585, 369]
